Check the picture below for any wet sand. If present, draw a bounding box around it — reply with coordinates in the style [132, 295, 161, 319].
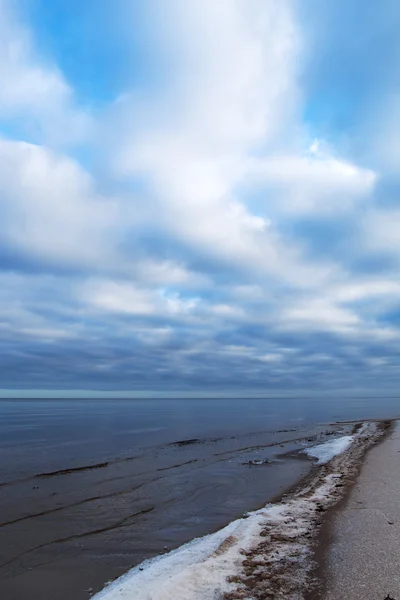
[0, 423, 344, 600]
[312, 420, 400, 599]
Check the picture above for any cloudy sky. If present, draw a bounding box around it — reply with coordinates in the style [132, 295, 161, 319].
[1, 0, 400, 396]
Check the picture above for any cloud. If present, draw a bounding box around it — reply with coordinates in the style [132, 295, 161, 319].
[247, 151, 377, 215]
[0, 139, 121, 267]
[81, 279, 200, 317]
[0, 0, 89, 145]
[282, 298, 360, 334]
[362, 208, 400, 258]
[1, 0, 400, 393]
[106, 0, 305, 279]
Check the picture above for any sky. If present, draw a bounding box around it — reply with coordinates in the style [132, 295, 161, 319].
[1, 0, 400, 396]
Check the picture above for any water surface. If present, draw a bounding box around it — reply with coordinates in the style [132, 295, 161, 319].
[0, 396, 398, 599]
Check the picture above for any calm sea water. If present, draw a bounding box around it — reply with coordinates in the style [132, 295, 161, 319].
[2, 395, 400, 480]
[0, 396, 399, 600]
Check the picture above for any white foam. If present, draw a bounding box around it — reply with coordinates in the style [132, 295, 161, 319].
[303, 435, 354, 464]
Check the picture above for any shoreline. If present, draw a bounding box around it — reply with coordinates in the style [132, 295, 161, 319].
[1, 417, 391, 600]
[0, 421, 341, 600]
[93, 420, 392, 599]
[315, 418, 400, 599]
[306, 419, 396, 600]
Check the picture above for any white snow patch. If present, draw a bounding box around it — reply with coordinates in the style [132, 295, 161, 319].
[92, 490, 329, 600]
[303, 435, 354, 464]
[92, 508, 269, 600]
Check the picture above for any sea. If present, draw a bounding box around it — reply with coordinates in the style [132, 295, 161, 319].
[0, 395, 399, 600]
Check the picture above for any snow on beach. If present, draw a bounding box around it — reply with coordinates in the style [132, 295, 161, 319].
[93, 509, 269, 600]
[303, 434, 354, 464]
[93, 422, 384, 600]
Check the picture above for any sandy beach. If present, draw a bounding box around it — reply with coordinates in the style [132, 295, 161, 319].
[318, 420, 400, 599]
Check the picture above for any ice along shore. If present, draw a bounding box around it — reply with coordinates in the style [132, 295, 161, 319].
[93, 420, 391, 600]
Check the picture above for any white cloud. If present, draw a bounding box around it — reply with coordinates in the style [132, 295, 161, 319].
[100, 0, 379, 296]
[258, 353, 283, 362]
[82, 280, 155, 316]
[82, 279, 200, 317]
[19, 327, 75, 340]
[106, 0, 306, 280]
[331, 280, 400, 303]
[282, 297, 360, 333]
[0, 139, 120, 266]
[0, 0, 89, 144]
[247, 152, 377, 215]
[210, 304, 245, 318]
[132, 260, 209, 288]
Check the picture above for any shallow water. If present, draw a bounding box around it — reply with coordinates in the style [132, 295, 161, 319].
[0, 396, 399, 599]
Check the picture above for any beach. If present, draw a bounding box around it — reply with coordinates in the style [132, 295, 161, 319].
[1, 399, 398, 600]
[316, 420, 400, 599]
[91, 421, 390, 600]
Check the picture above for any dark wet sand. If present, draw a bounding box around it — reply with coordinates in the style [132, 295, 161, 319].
[0, 423, 349, 600]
